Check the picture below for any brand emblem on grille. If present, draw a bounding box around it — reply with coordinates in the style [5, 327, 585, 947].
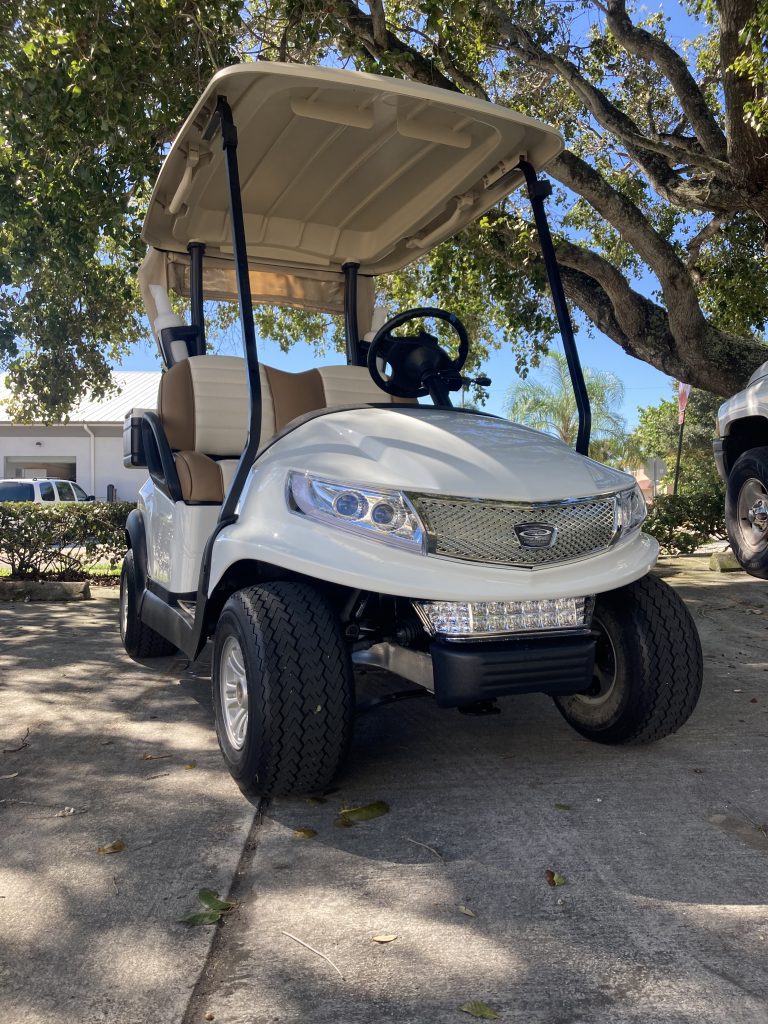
[514, 522, 558, 549]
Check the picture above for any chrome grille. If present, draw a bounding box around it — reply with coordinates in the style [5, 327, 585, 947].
[409, 494, 618, 567]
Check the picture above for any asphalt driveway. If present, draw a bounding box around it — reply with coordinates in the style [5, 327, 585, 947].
[1, 558, 767, 1024]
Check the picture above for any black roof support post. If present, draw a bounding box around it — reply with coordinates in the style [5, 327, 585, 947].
[343, 262, 362, 365]
[518, 160, 592, 456]
[203, 95, 263, 522]
[187, 241, 206, 356]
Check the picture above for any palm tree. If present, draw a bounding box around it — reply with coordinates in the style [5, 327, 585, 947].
[505, 351, 629, 464]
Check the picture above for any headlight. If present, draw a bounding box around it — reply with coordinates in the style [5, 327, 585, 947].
[288, 472, 426, 553]
[618, 484, 646, 536]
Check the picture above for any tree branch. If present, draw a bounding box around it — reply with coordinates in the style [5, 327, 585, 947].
[338, 0, 459, 90]
[436, 35, 489, 100]
[604, 0, 727, 159]
[479, 0, 739, 215]
[685, 214, 727, 280]
[369, 0, 388, 50]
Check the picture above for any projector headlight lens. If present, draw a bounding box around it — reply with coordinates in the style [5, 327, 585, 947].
[288, 472, 425, 553]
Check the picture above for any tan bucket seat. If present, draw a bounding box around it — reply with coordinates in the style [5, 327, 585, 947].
[156, 354, 411, 503]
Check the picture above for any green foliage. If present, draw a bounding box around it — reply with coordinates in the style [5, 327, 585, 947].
[504, 350, 629, 464]
[0, 1, 243, 419]
[644, 493, 726, 555]
[632, 387, 723, 495]
[2, 0, 767, 419]
[0, 501, 134, 579]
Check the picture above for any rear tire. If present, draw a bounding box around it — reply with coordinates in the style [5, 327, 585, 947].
[213, 581, 354, 799]
[119, 549, 176, 659]
[725, 447, 768, 578]
[555, 573, 702, 744]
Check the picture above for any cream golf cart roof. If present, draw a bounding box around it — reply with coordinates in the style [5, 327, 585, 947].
[142, 62, 563, 280]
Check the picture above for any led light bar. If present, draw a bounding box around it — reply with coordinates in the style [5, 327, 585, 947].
[415, 597, 592, 638]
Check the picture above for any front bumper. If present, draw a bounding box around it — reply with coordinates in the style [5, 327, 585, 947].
[431, 633, 595, 707]
[353, 632, 596, 706]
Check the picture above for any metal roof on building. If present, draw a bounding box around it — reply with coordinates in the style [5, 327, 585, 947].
[0, 371, 160, 424]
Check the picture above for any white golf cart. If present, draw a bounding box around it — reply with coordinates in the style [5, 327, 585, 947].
[120, 63, 702, 799]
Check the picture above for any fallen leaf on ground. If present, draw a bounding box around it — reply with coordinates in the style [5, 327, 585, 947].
[97, 839, 125, 855]
[0, 772, 19, 780]
[178, 910, 221, 927]
[142, 753, 172, 761]
[184, 762, 197, 770]
[305, 796, 327, 806]
[545, 869, 566, 887]
[457, 905, 477, 917]
[335, 800, 389, 825]
[372, 934, 398, 943]
[55, 806, 76, 817]
[293, 827, 318, 839]
[198, 889, 235, 912]
[460, 1001, 499, 1019]
[334, 815, 354, 828]
[554, 803, 571, 811]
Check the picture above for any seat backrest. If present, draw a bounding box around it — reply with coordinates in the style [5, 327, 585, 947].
[157, 354, 411, 458]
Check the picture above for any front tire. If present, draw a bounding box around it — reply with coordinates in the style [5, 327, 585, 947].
[555, 573, 702, 744]
[213, 581, 354, 799]
[119, 549, 176, 659]
[725, 447, 768, 578]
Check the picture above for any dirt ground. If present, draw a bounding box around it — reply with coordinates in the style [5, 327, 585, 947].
[1, 555, 767, 1024]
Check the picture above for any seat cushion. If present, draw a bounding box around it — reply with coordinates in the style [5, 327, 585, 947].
[162, 357, 415, 504]
[174, 451, 225, 503]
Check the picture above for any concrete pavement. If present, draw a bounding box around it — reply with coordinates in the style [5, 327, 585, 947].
[2, 559, 768, 1023]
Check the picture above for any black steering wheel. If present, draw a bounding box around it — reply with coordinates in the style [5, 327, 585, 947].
[366, 307, 470, 400]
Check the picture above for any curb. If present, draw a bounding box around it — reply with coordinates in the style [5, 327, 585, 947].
[0, 580, 91, 602]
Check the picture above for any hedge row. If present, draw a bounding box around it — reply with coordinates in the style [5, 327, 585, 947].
[0, 502, 135, 580]
[643, 492, 727, 555]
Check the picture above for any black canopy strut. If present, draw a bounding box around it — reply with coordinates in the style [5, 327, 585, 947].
[517, 161, 592, 456]
[202, 95, 263, 522]
[187, 241, 206, 355]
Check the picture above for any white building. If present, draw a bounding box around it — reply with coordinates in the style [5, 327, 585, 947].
[0, 372, 159, 501]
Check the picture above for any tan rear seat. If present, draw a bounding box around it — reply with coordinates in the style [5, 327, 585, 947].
[157, 355, 411, 503]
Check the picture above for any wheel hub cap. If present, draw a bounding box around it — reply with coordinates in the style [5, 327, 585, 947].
[738, 478, 768, 550]
[220, 636, 248, 751]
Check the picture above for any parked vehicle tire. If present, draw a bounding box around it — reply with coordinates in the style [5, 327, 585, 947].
[554, 573, 702, 744]
[213, 581, 354, 799]
[119, 549, 176, 658]
[725, 447, 768, 579]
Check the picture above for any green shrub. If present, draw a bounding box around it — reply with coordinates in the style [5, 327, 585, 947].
[644, 493, 726, 555]
[0, 501, 135, 580]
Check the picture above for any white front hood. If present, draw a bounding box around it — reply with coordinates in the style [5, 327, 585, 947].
[211, 406, 655, 602]
[266, 406, 633, 501]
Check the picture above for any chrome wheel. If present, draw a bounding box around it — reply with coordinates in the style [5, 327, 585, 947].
[220, 635, 249, 751]
[736, 477, 768, 553]
[573, 616, 617, 707]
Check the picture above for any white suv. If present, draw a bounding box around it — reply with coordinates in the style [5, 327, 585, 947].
[0, 478, 94, 503]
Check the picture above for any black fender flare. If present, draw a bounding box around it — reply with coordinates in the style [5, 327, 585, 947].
[125, 508, 148, 595]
